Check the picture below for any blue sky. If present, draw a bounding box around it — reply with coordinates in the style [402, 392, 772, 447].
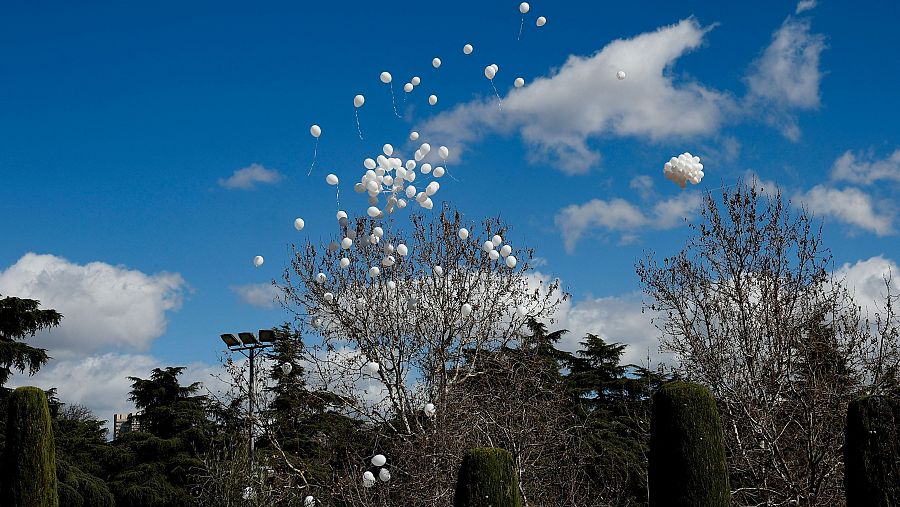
[2, 0, 899, 420]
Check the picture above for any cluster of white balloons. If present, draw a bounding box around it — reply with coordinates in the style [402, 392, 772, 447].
[663, 152, 705, 189]
[363, 454, 391, 488]
[354, 141, 450, 217]
[478, 231, 518, 269]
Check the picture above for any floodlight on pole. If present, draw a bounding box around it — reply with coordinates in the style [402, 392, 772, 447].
[220, 333, 241, 348]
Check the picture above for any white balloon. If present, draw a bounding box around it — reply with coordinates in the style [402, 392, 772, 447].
[506, 255, 517, 268]
[405, 160, 416, 170]
[310, 124, 321, 138]
[492, 235, 503, 246]
[387, 280, 396, 290]
[341, 237, 353, 249]
[517, 305, 527, 318]
[373, 226, 384, 237]
[428, 94, 438, 106]
[294, 218, 305, 231]
[433, 265, 443, 277]
[420, 143, 431, 153]
[324, 292, 334, 303]
[514, 77, 525, 88]
[304, 496, 315, 507]
[372, 454, 387, 467]
[397, 244, 409, 256]
[483, 241, 495, 252]
[438, 146, 449, 159]
[383, 144, 393, 156]
[316, 272, 326, 283]
[519, 2, 530, 13]
[369, 266, 380, 277]
[367, 206, 380, 218]
[410, 131, 420, 141]
[380, 71, 392, 84]
[354, 94, 365, 107]
[411, 76, 421, 86]
[364, 158, 376, 169]
[432, 57, 442, 68]
[340, 257, 350, 269]
[426, 181, 440, 196]
[461, 303, 472, 316]
[536, 15, 546, 26]
[406, 185, 417, 199]
[489, 250, 500, 261]
[433, 166, 445, 178]
[404, 82, 413, 92]
[500, 245, 512, 257]
[422, 197, 433, 210]
[363, 470, 376, 484]
[490, 64, 498, 72]
[379, 469, 391, 482]
[336, 210, 348, 220]
[458, 228, 469, 240]
[463, 44, 473, 55]
[616, 70, 626, 80]
[484, 65, 496, 80]
[365, 361, 380, 374]
[253, 255, 264, 267]
[421, 163, 432, 174]
[366, 180, 379, 193]
[424, 403, 436, 416]
[326, 174, 339, 185]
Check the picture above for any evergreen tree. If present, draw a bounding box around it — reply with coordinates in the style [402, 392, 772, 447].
[1, 386, 59, 507]
[0, 295, 62, 386]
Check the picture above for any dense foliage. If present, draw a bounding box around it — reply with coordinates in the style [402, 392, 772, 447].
[2, 386, 59, 507]
[453, 448, 523, 507]
[844, 395, 900, 506]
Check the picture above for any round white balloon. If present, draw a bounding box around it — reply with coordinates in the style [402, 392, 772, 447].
[463, 44, 473, 55]
[506, 255, 517, 268]
[326, 174, 339, 185]
[310, 125, 321, 138]
[519, 2, 530, 13]
[617, 70, 626, 80]
[294, 218, 305, 231]
[514, 77, 525, 88]
[410, 131, 420, 141]
[404, 82, 413, 92]
[379, 468, 391, 482]
[432, 57, 441, 68]
[380, 71, 392, 84]
[253, 256, 264, 267]
[340, 257, 350, 269]
[428, 94, 438, 106]
[438, 146, 449, 159]
[397, 244, 409, 256]
[458, 228, 469, 240]
[411, 76, 421, 86]
[354, 94, 365, 107]
[536, 16, 546, 26]
[371, 454, 386, 467]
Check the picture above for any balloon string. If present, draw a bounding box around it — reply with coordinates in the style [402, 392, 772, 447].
[518, 16, 524, 40]
[490, 80, 503, 111]
[390, 83, 402, 119]
[307, 139, 318, 176]
[355, 110, 364, 140]
[336, 186, 340, 208]
[446, 163, 460, 183]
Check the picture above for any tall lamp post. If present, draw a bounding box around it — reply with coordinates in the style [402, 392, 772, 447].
[220, 329, 276, 477]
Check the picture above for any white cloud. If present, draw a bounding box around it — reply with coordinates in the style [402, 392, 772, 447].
[830, 149, 900, 185]
[421, 18, 733, 174]
[555, 192, 702, 252]
[834, 255, 900, 320]
[231, 283, 279, 309]
[795, 185, 894, 236]
[6, 353, 219, 437]
[218, 163, 283, 190]
[745, 17, 825, 140]
[0, 253, 186, 358]
[795, 0, 817, 14]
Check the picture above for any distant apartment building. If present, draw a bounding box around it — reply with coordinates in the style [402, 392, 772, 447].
[113, 411, 143, 440]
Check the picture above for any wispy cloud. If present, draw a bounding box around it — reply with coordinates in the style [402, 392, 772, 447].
[555, 192, 701, 252]
[231, 282, 279, 309]
[218, 163, 283, 190]
[830, 149, 900, 185]
[795, 185, 894, 236]
[795, 0, 817, 14]
[421, 18, 734, 174]
[745, 16, 826, 140]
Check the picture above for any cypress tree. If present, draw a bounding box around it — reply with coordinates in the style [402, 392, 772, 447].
[845, 395, 900, 506]
[453, 447, 523, 507]
[2, 386, 59, 507]
[649, 381, 729, 507]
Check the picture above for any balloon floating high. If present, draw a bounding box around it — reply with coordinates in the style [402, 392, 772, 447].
[424, 403, 436, 416]
[616, 70, 626, 80]
[536, 16, 547, 27]
[428, 94, 438, 106]
[517, 2, 530, 40]
[458, 228, 469, 240]
[308, 124, 321, 175]
[514, 77, 525, 88]
[380, 71, 401, 118]
[463, 43, 473, 55]
[663, 152, 704, 189]
[353, 95, 365, 139]
[364, 361, 380, 374]
[326, 173, 339, 185]
[253, 255, 264, 268]
[294, 218, 305, 231]
[432, 57, 442, 68]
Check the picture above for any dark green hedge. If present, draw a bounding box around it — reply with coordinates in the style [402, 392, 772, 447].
[453, 447, 523, 507]
[649, 381, 730, 507]
[845, 395, 900, 506]
[1, 386, 59, 507]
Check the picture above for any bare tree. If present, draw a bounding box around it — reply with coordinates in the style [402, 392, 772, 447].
[636, 181, 900, 506]
[274, 206, 590, 506]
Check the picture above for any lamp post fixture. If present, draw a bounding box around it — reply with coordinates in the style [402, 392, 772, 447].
[220, 329, 276, 478]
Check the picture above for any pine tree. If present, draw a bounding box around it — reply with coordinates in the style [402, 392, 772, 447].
[1, 386, 58, 507]
[453, 447, 523, 507]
